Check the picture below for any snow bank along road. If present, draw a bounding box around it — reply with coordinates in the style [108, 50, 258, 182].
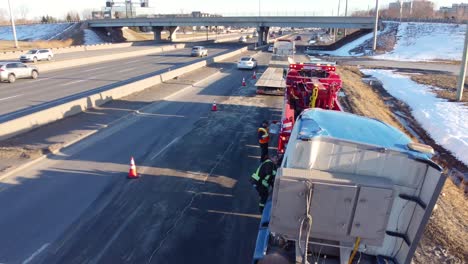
[0, 43, 245, 122]
[362, 69, 468, 167]
[0, 51, 279, 264]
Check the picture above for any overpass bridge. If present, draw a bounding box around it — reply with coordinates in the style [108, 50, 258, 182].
[87, 16, 377, 45]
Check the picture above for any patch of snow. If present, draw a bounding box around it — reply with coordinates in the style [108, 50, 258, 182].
[361, 69, 468, 166]
[83, 29, 105, 45]
[374, 23, 466, 61]
[309, 23, 396, 57]
[0, 23, 75, 41]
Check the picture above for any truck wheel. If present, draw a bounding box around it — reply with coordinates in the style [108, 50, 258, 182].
[31, 70, 38, 79]
[8, 74, 16, 83]
[33, 57, 37, 63]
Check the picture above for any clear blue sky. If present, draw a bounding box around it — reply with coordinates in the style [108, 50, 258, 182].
[5, 0, 464, 19]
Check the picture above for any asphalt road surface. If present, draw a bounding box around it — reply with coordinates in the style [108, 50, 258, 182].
[0, 52, 281, 264]
[0, 33, 245, 62]
[0, 43, 248, 121]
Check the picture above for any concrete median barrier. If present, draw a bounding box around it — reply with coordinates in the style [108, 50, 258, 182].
[0, 46, 251, 140]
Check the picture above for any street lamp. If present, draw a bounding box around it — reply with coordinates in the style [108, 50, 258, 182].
[7, 0, 19, 48]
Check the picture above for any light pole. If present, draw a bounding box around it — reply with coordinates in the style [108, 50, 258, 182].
[372, 0, 380, 52]
[344, 0, 348, 36]
[259, 0, 261, 17]
[456, 24, 468, 101]
[7, 0, 18, 48]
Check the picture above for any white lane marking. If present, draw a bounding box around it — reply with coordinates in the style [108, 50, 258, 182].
[122, 59, 140, 65]
[82, 66, 105, 73]
[150, 137, 180, 160]
[60, 79, 86, 86]
[22, 243, 50, 264]
[117, 67, 136, 73]
[0, 94, 23, 101]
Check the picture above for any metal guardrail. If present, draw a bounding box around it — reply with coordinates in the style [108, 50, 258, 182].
[382, 18, 468, 24]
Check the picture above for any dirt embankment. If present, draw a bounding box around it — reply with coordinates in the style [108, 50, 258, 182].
[411, 74, 468, 105]
[0, 39, 74, 51]
[338, 66, 468, 264]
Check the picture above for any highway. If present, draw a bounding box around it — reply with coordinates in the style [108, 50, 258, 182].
[0, 43, 249, 122]
[0, 51, 278, 263]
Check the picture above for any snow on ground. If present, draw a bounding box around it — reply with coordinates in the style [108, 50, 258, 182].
[0, 23, 75, 41]
[310, 23, 395, 56]
[361, 69, 468, 166]
[307, 32, 374, 56]
[83, 29, 105, 45]
[374, 23, 466, 61]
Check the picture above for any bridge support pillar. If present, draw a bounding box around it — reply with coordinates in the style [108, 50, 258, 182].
[257, 26, 270, 46]
[152, 26, 163, 41]
[168, 26, 179, 41]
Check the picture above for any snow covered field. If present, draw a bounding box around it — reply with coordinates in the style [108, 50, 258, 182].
[374, 23, 466, 61]
[318, 32, 375, 56]
[361, 69, 468, 166]
[83, 29, 105, 45]
[0, 23, 76, 41]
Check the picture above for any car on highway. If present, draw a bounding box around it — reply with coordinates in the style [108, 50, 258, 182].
[0, 62, 39, 83]
[267, 44, 274, 52]
[237, 56, 257, 70]
[294, 35, 302, 41]
[239, 36, 247, 43]
[246, 34, 253, 39]
[308, 39, 317, 44]
[191, 46, 208, 57]
[19, 49, 54, 63]
[253, 31, 258, 37]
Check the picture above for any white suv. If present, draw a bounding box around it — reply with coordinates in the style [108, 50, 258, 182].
[20, 49, 54, 63]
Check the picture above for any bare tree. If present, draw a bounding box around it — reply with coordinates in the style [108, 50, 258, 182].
[0, 8, 8, 23]
[81, 8, 93, 20]
[17, 5, 30, 20]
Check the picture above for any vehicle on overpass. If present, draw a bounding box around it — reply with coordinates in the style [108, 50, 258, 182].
[0, 62, 39, 83]
[19, 49, 54, 63]
[252, 58, 445, 264]
[255, 39, 295, 95]
[237, 56, 258, 70]
[239, 36, 247, 43]
[191, 46, 208, 57]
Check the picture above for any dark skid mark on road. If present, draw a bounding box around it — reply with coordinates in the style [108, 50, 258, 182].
[39, 86, 280, 264]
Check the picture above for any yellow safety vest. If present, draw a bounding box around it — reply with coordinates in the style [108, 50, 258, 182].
[251, 160, 276, 188]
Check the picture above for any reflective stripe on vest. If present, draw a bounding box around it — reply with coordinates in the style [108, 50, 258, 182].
[251, 159, 272, 183]
[258, 127, 269, 144]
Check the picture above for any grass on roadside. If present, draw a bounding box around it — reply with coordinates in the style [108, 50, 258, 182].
[336, 65, 409, 136]
[411, 74, 468, 104]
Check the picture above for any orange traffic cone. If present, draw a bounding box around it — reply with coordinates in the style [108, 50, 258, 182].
[211, 100, 217, 111]
[242, 77, 246, 86]
[128, 157, 139, 179]
[252, 71, 257, 79]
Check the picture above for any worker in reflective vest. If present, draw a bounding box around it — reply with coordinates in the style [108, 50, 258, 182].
[258, 120, 270, 161]
[250, 155, 277, 213]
